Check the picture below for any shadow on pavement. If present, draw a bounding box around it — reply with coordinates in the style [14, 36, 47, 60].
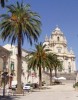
[0, 96, 20, 100]
[31, 86, 51, 92]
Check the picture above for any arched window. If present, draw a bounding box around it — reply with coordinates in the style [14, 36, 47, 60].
[68, 66, 71, 73]
[11, 61, 14, 71]
[57, 37, 60, 41]
[68, 62, 71, 73]
[57, 47, 62, 53]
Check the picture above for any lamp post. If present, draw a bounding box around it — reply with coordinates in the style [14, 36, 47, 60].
[2, 71, 8, 96]
[2, 55, 7, 97]
[9, 73, 13, 88]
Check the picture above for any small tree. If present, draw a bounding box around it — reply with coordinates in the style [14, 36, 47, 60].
[47, 53, 60, 85]
[26, 43, 50, 88]
[54, 59, 63, 77]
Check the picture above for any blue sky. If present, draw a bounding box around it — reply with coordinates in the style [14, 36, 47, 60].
[0, 0, 78, 69]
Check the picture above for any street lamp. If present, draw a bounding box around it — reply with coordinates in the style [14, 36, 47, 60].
[1, 55, 8, 97]
[9, 73, 13, 88]
[2, 71, 8, 96]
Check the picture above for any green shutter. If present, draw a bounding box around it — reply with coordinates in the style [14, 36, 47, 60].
[11, 62, 14, 70]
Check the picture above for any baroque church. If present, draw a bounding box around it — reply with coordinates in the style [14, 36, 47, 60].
[43, 27, 76, 73]
[0, 27, 77, 86]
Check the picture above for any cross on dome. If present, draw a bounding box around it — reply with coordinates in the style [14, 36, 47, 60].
[55, 25, 61, 31]
[45, 34, 48, 42]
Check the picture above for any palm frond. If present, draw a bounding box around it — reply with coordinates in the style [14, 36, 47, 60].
[0, 2, 41, 45]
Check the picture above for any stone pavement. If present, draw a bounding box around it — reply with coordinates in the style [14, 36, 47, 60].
[0, 82, 78, 100]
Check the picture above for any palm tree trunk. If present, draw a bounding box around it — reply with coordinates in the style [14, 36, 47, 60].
[55, 67, 57, 77]
[76, 72, 78, 83]
[16, 24, 22, 94]
[50, 68, 52, 85]
[39, 66, 42, 88]
[0, 0, 5, 7]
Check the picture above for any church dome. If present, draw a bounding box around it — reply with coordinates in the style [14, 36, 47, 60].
[69, 48, 74, 54]
[55, 27, 61, 31]
[52, 26, 63, 35]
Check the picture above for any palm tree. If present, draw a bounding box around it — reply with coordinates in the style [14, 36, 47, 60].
[46, 53, 54, 85]
[46, 53, 59, 85]
[26, 43, 50, 88]
[46, 53, 62, 85]
[0, 0, 8, 7]
[53, 59, 62, 77]
[0, 2, 41, 93]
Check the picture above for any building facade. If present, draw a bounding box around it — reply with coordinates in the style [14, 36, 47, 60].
[3, 44, 38, 85]
[0, 46, 10, 86]
[3, 44, 28, 84]
[43, 27, 76, 73]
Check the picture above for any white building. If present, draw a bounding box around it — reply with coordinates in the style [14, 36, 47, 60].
[3, 44, 38, 84]
[43, 26, 76, 73]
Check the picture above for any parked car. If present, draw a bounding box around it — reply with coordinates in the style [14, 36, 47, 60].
[23, 84, 32, 92]
[23, 83, 39, 90]
[11, 81, 17, 90]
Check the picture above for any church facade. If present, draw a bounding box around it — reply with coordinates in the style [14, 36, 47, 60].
[43, 27, 76, 73]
